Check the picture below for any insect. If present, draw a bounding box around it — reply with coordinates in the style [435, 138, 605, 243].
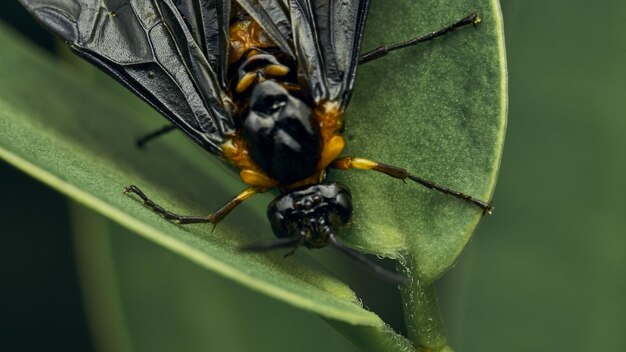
[20, 0, 490, 284]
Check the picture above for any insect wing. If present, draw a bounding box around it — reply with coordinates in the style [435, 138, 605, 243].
[170, 0, 232, 89]
[19, 0, 236, 155]
[236, 0, 295, 59]
[289, 0, 370, 106]
[235, 0, 370, 106]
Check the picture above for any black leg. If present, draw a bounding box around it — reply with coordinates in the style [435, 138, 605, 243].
[124, 185, 259, 224]
[135, 124, 177, 149]
[359, 13, 481, 64]
[332, 156, 493, 214]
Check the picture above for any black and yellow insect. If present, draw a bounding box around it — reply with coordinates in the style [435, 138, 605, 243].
[20, 0, 490, 283]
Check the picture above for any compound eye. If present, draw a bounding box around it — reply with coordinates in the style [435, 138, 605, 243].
[268, 208, 290, 238]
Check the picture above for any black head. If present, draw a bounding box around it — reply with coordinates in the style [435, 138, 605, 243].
[243, 182, 408, 285]
[267, 183, 353, 249]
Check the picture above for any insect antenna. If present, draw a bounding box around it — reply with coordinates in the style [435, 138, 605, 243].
[240, 236, 304, 254]
[328, 234, 409, 286]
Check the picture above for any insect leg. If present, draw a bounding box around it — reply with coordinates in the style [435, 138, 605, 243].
[332, 156, 493, 214]
[358, 13, 480, 64]
[124, 185, 260, 224]
[135, 124, 177, 149]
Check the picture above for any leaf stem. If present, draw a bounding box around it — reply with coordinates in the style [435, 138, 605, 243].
[400, 262, 452, 351]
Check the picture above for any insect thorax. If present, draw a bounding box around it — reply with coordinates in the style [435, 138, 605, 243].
[224, 15, 345, 188]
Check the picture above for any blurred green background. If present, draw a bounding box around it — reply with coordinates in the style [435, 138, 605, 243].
[1, 0, 624, 351]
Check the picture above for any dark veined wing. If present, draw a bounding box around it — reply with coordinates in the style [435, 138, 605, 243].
[289, 0, 371, 106]
[19, 0, 235, 155]
[238, 0, 370, 107]
[172, 0, 231, 88]
[236, 0, 295, 59]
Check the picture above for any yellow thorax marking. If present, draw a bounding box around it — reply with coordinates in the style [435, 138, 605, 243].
[314, 101, 345, 171]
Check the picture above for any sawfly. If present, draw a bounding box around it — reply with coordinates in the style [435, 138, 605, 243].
[20, 0, 490, 284]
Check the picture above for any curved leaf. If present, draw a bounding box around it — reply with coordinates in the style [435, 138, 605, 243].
[342, 0, 506, 282]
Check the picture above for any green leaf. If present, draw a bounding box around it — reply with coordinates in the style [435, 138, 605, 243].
[70, 204, 371, 352]
[345, 0, 507, 282]
[0, 0, 505, 350]
[345, 2, 507, 347]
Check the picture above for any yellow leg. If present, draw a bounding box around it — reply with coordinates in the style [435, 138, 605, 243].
[207, 187, 260, 223]
[332, 156, 493, 214]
